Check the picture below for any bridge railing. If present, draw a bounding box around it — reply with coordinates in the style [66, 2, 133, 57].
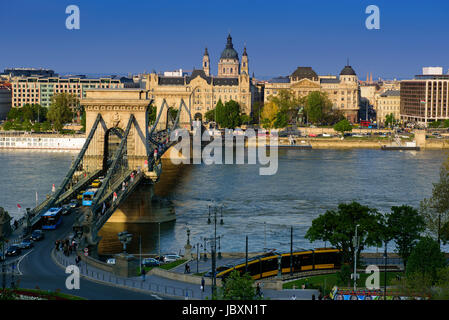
[55, 250, 195, 299]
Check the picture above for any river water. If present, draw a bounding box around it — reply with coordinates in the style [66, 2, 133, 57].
[1, 148, 448, 255]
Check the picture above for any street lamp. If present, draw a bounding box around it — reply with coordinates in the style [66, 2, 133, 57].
[277, 254, 282, 279]
[193, 242, 202, 274]
[383, 241, 388, 300]
[352, 224, 360, 292]
[118, 231, 133, 254]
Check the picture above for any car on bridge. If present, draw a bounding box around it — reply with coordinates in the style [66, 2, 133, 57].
[31, 230, 44, 241]
[91, 179, 102, 188]
[6, 244, 22, 257]
[69, 199, 78, 208]
[62, 204, 71, 215]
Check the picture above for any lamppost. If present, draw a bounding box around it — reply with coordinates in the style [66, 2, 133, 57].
[383, 241, 388, 300]
[192, 242, 202, 274]
[118, 231, 133, 254]
[352, 224, 360, 292]
[277, 254, 282, 279]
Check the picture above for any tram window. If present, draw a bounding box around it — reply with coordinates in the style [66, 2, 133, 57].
[247, 262, 260, 276]
[300, 254, 313, 267]
[262, 258, 278, 273]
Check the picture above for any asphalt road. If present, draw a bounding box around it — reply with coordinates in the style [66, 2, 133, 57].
[10, 208, 160, 300]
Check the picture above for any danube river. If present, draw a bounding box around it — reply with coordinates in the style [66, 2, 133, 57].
[1, 148, 448, 255]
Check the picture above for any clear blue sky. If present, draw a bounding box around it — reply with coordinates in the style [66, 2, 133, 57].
[1, 0, 448, 80]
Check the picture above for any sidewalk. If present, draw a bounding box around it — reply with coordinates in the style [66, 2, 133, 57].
[52, 250, 319, 300]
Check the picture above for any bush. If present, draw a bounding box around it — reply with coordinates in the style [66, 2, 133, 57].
[336, 264, 352, 287]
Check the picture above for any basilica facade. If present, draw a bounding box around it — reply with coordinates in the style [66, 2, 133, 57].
[144, 34, 260, 122]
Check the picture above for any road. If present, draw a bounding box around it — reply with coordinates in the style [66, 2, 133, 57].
[8, 207, 160, 300]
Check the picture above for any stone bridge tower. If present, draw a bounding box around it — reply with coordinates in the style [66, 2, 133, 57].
[81, 89, 152, 174]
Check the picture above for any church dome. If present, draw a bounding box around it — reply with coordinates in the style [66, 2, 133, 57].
[340, 65, 357, 76]
[220, 34, 239, 60]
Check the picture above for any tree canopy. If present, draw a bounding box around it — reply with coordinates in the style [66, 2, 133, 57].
[385, 205, 425, 268]
[305, 201, 384, 265]
[406, 237, 446, 283]
[333, 119, 353, 136]
[213, 99, 242, 129]
[218, 271, 257, 300]
[47, 93, 77, 132]
[420, 156, 449, 245]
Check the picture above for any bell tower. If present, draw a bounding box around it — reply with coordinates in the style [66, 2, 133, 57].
[241, 47, 249, 75]
[203, 48, 210, 76]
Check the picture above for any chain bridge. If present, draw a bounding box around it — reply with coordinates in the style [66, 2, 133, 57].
[26, 89, 193, 254]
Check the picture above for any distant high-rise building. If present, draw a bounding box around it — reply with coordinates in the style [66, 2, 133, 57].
[422, 67, 443, 76]
[400, 69, 449, 126]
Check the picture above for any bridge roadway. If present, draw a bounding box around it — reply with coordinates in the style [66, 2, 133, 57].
[14, 208, 163, 300]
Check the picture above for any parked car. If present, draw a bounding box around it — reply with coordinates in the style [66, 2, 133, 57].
[19, 239, 34, 249]
[162, 254, 181, 263]
[6, 244, 22, 257]
[69, 199, 78, 208]
[77, 190, 86, 200]
[91, 179, 102, 188]
[31, 229, 44, 241]
[142, 258, 160, 267]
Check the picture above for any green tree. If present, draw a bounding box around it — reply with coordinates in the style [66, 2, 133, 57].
[168, 107, 179, 122]
[148, 105, 157, 124]
[205, 108, 215, 122]
[333, 119, 353, 137]
[336, 264, 352, 287]
[269, 89, 301, 124]
[41, 121, 52, 132]
[32, 122, 41, 132]
[22, 120, 32, 132]
[305, 202, 384, 266]
[217, 271, 256, 300]
[216, 100, 242, 129]
[80, 108, 86, 132]
[47, 93, 76, 132]
[301, 91, 333, 125]
[240, 113, 251, 125]
[386, 205, 425, 268]
[406, 237, 446, 283]
[273, 111, 288, 128]
[384, 113, 397, 127]
[2, 121, 13, 131]
[420, 156, 449, 246]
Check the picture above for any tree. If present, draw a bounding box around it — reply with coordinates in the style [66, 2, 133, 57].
[218, 271, 256, 300]
[240, 113, 251, 125]
[80, 108, 86, 132]
[273, 111, 288, 129]
[301, 91, 333, 125]
[205, 108, 215, 122]
[47, 93, 76, 132]
[333, 119, 353, 137]
[261, 100, 279, 129]
[268, 89, 301, 124]
[420, 156, 449, 246]
[406, 237, 446, 284]
[386, 205, 425, 268]
[148, 105, 157, 124]
[41, 121, 52, 132]
[305, 201, 384, 266]
[215, 100, 242, 129]
[384, 113, 396, 127]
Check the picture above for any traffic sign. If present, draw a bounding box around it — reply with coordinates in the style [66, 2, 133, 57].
[84, 248, 88, 253]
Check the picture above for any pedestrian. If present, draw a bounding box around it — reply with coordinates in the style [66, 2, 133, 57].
[318, 292, 323, 300]
[201, 277, 205, 292]
[312, 294, 316, 300]
[256, 283, 261, 297]
[291, 294, 297, 300]
[141, 268, 146, 281]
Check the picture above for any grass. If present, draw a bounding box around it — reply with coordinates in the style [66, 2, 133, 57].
[283, 271, 403, 295]
[139, 259, 188, 273]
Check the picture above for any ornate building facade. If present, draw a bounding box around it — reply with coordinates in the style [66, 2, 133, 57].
[264, 65, 361, 123]
[144, 34, 259, 122]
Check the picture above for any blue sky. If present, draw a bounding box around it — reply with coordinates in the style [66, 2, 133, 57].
[1, 0, 449, 80]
